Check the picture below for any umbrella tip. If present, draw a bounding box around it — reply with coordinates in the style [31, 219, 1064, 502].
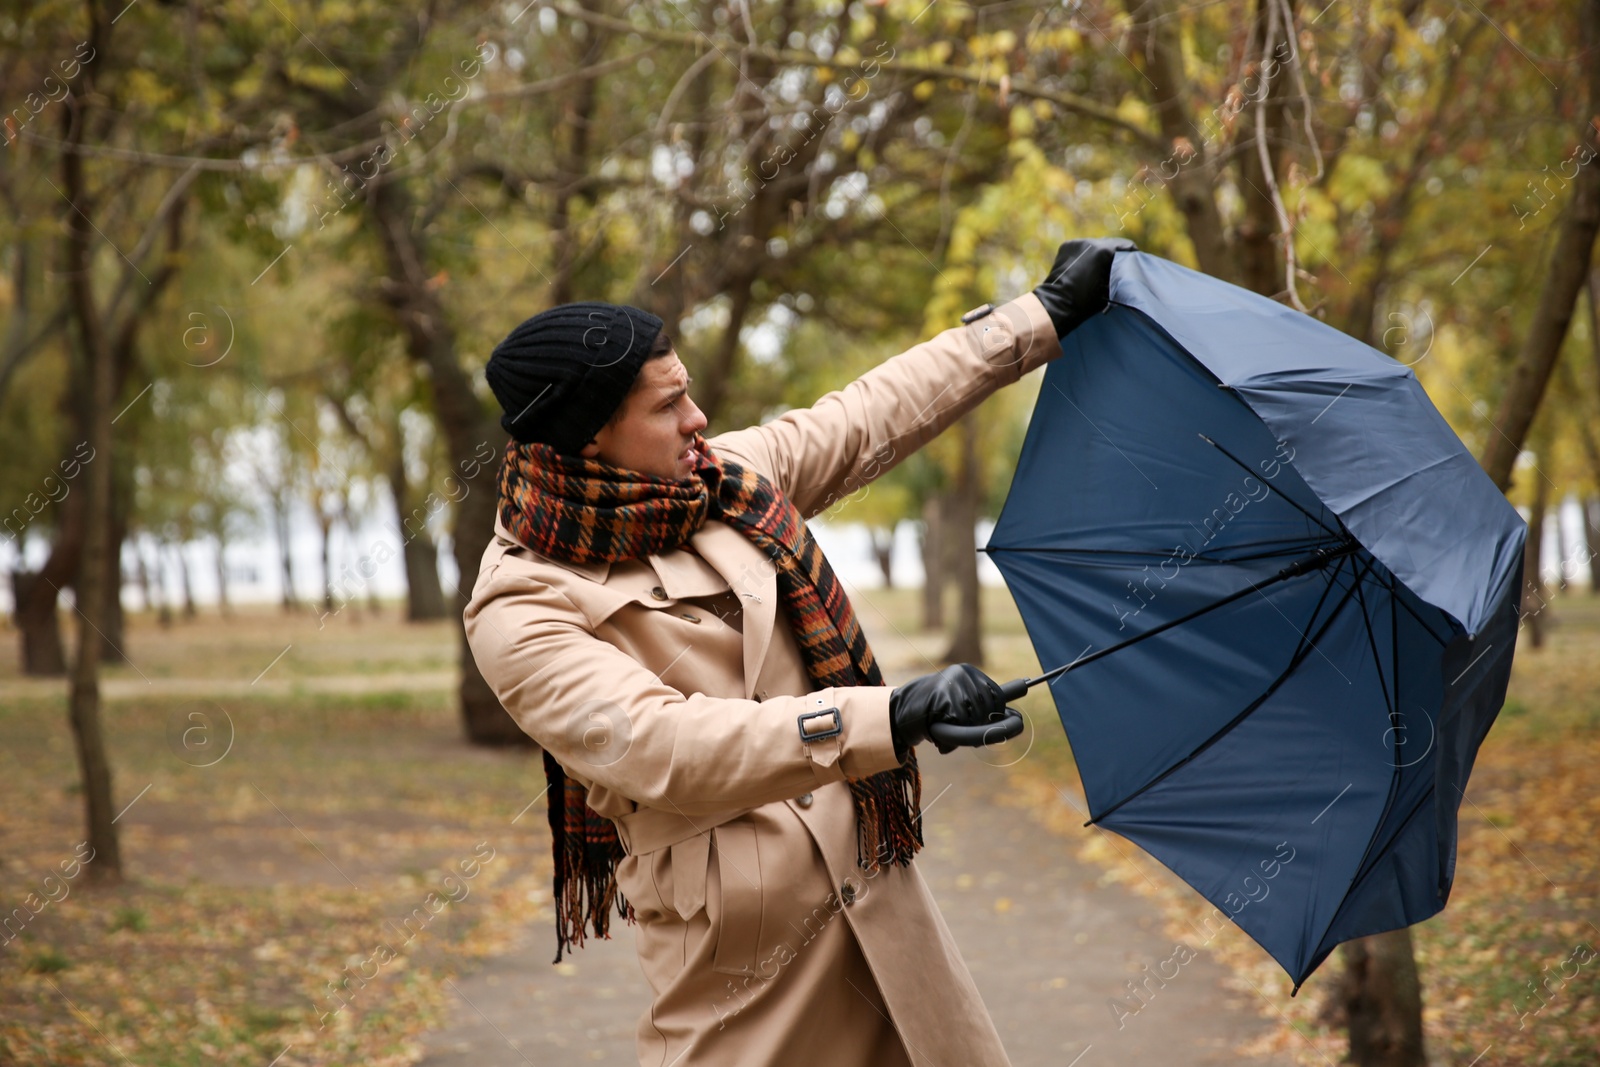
[1197, 432, 1216, 446]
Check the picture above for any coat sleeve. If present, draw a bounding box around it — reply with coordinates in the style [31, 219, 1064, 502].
[708, 292, 1059, 518]
[463, 561, 902, 816]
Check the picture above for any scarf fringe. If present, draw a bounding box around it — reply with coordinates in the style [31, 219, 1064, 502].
[545, 750, 636, 963]
[849, 750, 924, 872]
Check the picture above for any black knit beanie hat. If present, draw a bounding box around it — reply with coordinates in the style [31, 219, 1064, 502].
[485, 301, 665, 454]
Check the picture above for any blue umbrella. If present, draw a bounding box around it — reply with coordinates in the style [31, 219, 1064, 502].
[983, 250, 1526, 989]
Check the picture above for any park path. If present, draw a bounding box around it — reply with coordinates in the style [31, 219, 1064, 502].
[417, 747, 1295, 1067]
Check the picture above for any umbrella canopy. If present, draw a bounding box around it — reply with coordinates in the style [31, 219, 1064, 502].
[986, 250, 1527, 989]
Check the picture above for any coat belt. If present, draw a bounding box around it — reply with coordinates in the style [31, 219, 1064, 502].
[612, 804, 754, 856]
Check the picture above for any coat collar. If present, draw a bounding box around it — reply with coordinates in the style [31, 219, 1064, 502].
[492, 510, 779, 699]
[493, 510, 612, 582]
[491, 510, 766, 603]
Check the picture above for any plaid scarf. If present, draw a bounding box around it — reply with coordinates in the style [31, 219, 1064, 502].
[496, 433, 924, 963]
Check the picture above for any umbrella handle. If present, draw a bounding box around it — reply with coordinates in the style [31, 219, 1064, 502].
[998, 677, 1031, 701]
[926, 707, 1025, 753]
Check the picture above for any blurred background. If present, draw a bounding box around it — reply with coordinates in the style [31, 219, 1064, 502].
[1, 0, 1596, 1064]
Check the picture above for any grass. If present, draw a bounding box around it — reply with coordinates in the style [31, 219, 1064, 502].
[0, 604, 552, 1066]
[24, 950, 71, 975]
[2, 583, 1594, 1065]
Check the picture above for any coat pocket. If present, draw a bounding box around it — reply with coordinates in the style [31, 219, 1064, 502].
[709, 822, 763, 977]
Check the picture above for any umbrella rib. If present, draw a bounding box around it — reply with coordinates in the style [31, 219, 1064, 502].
[1389, 572, 1402, 743]
[1348, 567, 1407, 919]
[1389, 576, 1404, 810]
[1354, 781, 1437, 893]
[1085, 554, 1372, 827]
[1283, 552, 1357, 668]
[984, 537, 1342, 565]
[1383, 568, 1454, 646]
[1303, 780, 1439, 992]
[1350, 566, 1397, 724]
[1026, 540, 1361, 691]
[1197, 432, 1344, 540]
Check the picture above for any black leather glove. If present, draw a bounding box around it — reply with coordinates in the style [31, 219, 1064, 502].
[1032, 237, 1138, 340]
[890, 663, 1014, 759]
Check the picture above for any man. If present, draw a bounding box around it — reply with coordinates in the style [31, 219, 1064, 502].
[464, 238, 1133, 1067]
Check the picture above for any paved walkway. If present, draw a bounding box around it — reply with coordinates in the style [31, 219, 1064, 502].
[418, 750, 1293, 1066]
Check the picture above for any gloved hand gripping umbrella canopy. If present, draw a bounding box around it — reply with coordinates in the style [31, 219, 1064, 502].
[984, 250, 1527, 990]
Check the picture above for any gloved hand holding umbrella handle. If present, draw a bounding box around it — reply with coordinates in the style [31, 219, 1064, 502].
[1032, 237, 1138, 340]
[926, 676, 1029, 753]
[925, 709, 1025, 753]
[889, 665, 1027, 758]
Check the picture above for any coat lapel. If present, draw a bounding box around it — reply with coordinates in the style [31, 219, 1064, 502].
[692, 520, 778, 699]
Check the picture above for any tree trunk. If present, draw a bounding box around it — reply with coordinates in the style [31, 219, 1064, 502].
[870, 525, 895, 589]
[1234, 0, 1298, 301]
[1122, 0, 1235, 281]
[1555, 497, 1571, 591]
[1480, 1, 1600, 490]
[99, 480, 129, 661]
[370, 180, 525, 745]
[66, 402, 122, 882]
[454, 481, 522, 743]
[12, 568, 67, 675]
[175, 542, 197, 618]
[60, 72, 122, 882]
[1337, 927, 1428, 1067]
[942, 415, 984, 666]
[1586, 497, 1600, 593]
[139, 535, 170, 627]
[403, 535, 446, 621]
[1522, 476, 1550, 649]
[213, 533, 231, 617]
[546, 3, 610, 308]
[135, 538, 154, 612]
[920, 494, 947, 631]
[390, 463, 445, 621]
[153, 541, 172, 629]
[272, 490, 297, 611]
[1586, 268, 1600, 595]
[697, 267, 758, 428]
[318, 510, 335, 615]
[11, 397, 89, 678]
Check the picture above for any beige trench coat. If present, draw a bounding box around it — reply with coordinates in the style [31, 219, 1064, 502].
[464, 292, 1058, 1067]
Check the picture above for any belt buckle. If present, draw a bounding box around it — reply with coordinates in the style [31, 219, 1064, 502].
[796, 707, 842, 743]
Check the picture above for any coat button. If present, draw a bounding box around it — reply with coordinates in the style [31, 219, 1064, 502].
[681, 612, 701, 623]
[650, 586, 667, 600]
[796, 792, 813, 808]
[840, 882, 857, 905]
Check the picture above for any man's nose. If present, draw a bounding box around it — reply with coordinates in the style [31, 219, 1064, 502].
[682, 399, 708, 434]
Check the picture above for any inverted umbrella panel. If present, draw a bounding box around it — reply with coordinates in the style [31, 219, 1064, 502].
[985, 251, 1524, 988]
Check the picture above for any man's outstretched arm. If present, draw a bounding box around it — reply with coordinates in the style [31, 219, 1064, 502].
[708, 292, 1057, 520]
[709, 238, 1134, 518]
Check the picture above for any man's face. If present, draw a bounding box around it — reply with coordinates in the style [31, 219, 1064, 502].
[581, 353, 708, 479]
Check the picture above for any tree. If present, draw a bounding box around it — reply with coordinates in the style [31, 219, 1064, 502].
[1478, 3, 1600, 490]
